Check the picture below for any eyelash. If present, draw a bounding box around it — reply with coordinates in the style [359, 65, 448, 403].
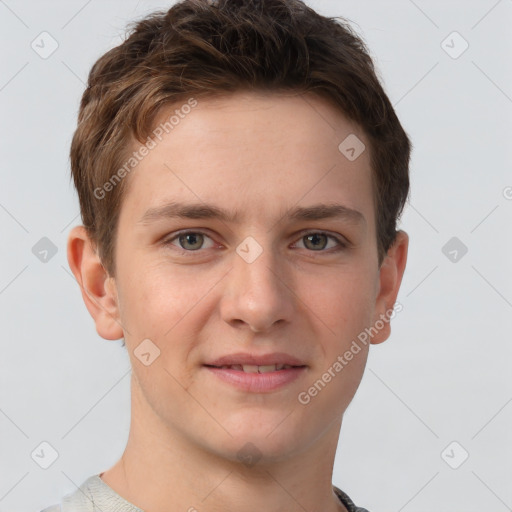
[162, 230, 348, 255]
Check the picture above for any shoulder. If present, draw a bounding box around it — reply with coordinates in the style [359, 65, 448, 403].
[39, 473, 144, 512]
[333, 485, 371, 512]
[39, 474, 100, 512]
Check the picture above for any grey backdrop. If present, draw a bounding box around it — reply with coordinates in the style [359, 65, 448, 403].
[1, 1, 511, 511]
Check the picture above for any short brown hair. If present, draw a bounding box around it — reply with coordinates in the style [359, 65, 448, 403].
[70, 0, 411, 275]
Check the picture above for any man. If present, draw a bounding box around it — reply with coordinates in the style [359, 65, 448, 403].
[43, 0, 410, 510]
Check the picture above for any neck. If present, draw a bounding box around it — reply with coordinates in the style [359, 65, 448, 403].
[100, 374, 347, 512]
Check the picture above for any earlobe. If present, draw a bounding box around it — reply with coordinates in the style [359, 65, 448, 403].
[67, 226, 124, 340]
[370, 230, 409, 345]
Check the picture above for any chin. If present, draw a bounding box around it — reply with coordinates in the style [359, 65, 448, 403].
[207, 412, 314, 465]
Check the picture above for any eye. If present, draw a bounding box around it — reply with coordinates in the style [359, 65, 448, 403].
[163, 230, 216, 251]
[162, 230, 347, 254]
[294, 232, 347, 252]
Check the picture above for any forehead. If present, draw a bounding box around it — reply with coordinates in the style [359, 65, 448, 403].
[120, 91, 375, 229]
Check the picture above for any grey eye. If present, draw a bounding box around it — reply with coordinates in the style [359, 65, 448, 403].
[178, 232, 205, 251]
[303, 233, 329, 251]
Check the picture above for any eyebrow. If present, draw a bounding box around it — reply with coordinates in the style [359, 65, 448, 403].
[138, 201, 365, 226]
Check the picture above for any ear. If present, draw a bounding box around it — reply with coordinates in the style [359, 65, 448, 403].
[370, 230, 409, 345]
[67, 225, 124, 340]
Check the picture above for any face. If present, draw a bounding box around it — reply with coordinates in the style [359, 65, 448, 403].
[77, 91, 407, 464]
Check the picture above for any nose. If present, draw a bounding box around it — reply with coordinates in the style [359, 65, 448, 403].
[219, 239, 295, 333]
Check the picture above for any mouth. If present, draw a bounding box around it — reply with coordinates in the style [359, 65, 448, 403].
[204, 363, 304, 373]
[203, 353, 308, 392]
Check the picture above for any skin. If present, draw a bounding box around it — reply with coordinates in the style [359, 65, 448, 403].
[68, 90, 408, 512]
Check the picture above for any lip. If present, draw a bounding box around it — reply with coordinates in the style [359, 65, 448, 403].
[204, 366, 307, 393]
[206, 352, 306, 367]
[203, 352, 308, 393]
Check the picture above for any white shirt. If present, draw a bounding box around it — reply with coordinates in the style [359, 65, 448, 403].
[40, 474, 370, 512]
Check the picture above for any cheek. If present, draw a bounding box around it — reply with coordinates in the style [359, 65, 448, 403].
[302, 265, 377, 341]
[117, 262, 210, 336]
[117, 269, 204, 391]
